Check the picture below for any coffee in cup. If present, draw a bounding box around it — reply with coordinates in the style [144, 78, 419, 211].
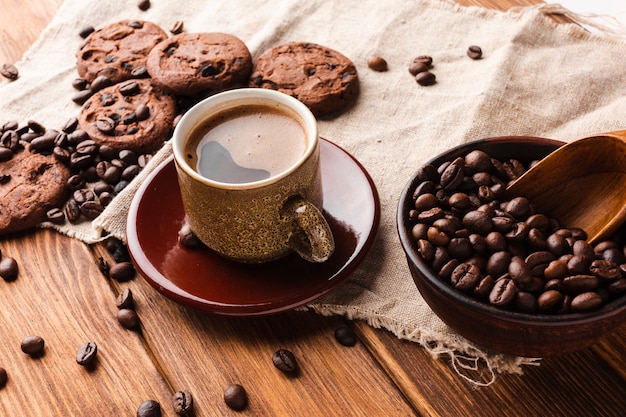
[172, 88, 335, 263]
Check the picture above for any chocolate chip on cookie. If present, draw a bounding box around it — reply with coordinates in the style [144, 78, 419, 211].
[76, 20, 167, 84]
[146, 32, 253, 96]
[78, 79, 177, 153]
[0, 151, 70, 235]
[249, 42, 359, 117]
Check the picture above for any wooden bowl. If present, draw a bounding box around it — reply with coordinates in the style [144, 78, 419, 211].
[396, 136, 626, 357]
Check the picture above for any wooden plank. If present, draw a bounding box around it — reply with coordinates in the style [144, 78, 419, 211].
[0, 0, 63, 65]
[0, 230, 173, 416]
[94, 244, 418, 416]
[355, 321, 626, 417]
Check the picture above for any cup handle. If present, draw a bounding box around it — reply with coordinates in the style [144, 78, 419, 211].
[282, 197, 335, 263]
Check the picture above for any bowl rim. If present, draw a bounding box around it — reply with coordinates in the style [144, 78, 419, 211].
[397, 135, 626, 326]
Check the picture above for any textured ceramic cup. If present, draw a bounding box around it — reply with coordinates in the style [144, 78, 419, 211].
[172, 88, 335, 263]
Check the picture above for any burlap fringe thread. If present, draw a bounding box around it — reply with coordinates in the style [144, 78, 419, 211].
[538, 3, 626, 40]
[306, 304, 541, 387]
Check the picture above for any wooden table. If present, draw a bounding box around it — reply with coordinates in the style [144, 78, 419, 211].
[1, 1, 625, 416]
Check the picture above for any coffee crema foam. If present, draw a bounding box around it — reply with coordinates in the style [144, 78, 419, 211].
[185, 105, 307, 184]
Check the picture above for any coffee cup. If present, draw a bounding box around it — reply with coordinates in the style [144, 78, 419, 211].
[172, 88, 335, 263]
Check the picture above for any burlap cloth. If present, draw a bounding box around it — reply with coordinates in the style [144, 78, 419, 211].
[2, 0, 625, 384]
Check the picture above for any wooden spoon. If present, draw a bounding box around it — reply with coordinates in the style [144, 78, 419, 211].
[505, 130, 626, 245]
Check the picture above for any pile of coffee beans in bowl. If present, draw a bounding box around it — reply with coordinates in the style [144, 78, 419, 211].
[406, 146, 626, 315]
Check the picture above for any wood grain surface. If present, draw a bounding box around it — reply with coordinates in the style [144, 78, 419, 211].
[1, 0, 625, 416]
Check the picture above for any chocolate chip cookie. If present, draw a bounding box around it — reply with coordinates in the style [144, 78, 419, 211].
[78, 79, 177, 153]
[77, 20, 167, 84]
[0, 151, 70, 235]
[146, 32, 252, 96]
[249, 42, 359, 117]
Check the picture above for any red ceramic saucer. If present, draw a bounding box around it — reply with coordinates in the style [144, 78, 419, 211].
[126, 138, 380, 316]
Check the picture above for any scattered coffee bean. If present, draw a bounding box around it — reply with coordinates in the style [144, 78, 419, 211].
[78, 25, 95, 39]
[272, 348, 298, 373]
[0, 256, 18, 281]
[1, 63, 19, 81]
[117, 308, 140, 330]
[172, 390, 193, 415]
[224, 383, 248, 411]
[467, 45, 483, 60]
[408, 61, 429, 76]
[0, 367, 7, 388]
[334, 325, 357, 346]
[170, 21, 184, 35]
[110, 261, 136, 282]
[367, 55, 388, 72]
[116, 288, 135, 310]
[90, 75, 113, 92]
[413, 55, 433, 68]
[46, 207, 66, 224]
[98, 257, 110, 277]
[137, 0, 151, 11]
[21, 335, 45, 356]
[137, 400, 161, 417]
[76, 341, 98, 367]
[415, 71, 436, 86]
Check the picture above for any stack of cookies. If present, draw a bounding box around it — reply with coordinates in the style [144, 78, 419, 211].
[0, 19, 360, 235]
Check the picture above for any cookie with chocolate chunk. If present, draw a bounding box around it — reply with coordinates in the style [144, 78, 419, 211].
[78, 78, 177, 153]
[249, 42, 359, 117]
[77, 20, 167, 84]
[0, 151, 70, 235]
[146, 32, 253, 96]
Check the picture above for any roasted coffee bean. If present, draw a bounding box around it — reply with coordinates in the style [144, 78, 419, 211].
[72, 89, 93, 104]
[110, 261, 135, 282]
[462, 210, 492, 234]
[334, 325, 357, 346]
[563, 275, 599, 293]
[76, 342, 98, 367]
[70, 152, 94, 169]
[413, 55, 433, 68]
[513, 291, 537, 313]
[415, 71, 436, 86]
[103, 165, 122, 184]
[0, 367, 7, 389]
[117, 308, 140, 330]
[367, 55, 388, 72]
[80, 200, 104, 220]
[224, 383, 248, 411]
[417, 239, 435, 262]
[439, 259, 459, 281]
[1, 130, 20, 151]
[172, 390, 193, 415]
[137, 0, 151, 11]
[114, 180, 130, 194]
[450, 263, 480, 291]
[116, 288, 134, 309]
[90, 75, 113, 92]
[489, 278, 517, 307]
[272, 348, 298, 373]
[427, 226, 450, 246]
[0, 256, 18, 281]
[64, 199, 81, 223]
[21, 335, 45, 356]
[46, 207, 66, 224]
[525, 251, 555, 276]
[467, 45, 483, 59]
[571, 292, 603, 312]
[536, 289, 563, 312]
[408, 61, 429, 75]
[137, 400, 161, 417]
[53, 145, 71, 164]
[96, 117, 116, 134]
[170, 20, 184, 35]
[72, 77, 90, 91]
[440, 157, 464, 190]
[486, 251, 511, 277]
[448, 237, 473, 261]
[121, 165, 140, 181]
[78, 25, 95, 38]
[0, 147, 12, 162]
[0, 63, 19, 80]
[134, 104, 150, 121]
[508, 256, 532, 285]
[589, 260, 621, 281]
[98, 257, 110, 277]
[119, 80, 140, 96]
